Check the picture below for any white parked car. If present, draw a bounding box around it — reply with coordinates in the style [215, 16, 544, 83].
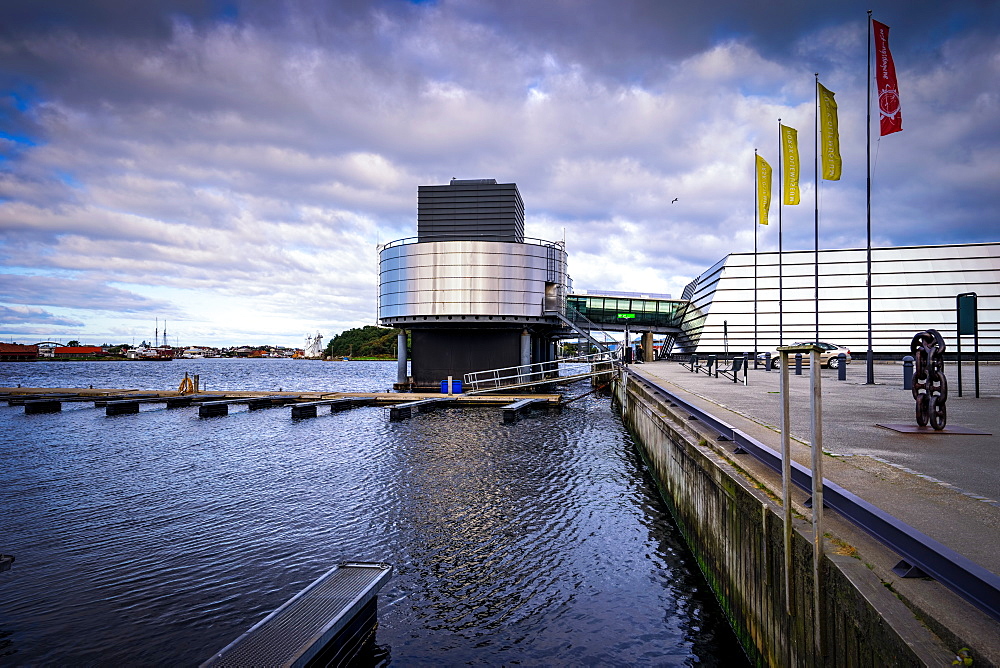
[759, 342, 852, 369]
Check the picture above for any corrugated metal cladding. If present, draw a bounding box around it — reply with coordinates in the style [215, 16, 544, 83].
[674, 242, 1000, 354]
[417, 180, 524, 243]
[378, 239, 566, 320]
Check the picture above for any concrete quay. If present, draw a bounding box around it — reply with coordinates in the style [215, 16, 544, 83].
[631, 359, 999, 663]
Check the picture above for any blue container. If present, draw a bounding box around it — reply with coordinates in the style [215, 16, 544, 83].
[440, 380, 463, 394]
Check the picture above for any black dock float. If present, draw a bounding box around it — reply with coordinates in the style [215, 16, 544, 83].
[201, 562, 392, 668]
[388, 397, 456, 421]
[24, 399, 63, 414]
[501, 397, 548, 423]
[198, 397, 285, 417]
[248, 396, 297, 410]
[106, 400, 142, 415]
[291, 398, 376, 419]
[199, 400, 231, 417]
[1, 554, 14, 573]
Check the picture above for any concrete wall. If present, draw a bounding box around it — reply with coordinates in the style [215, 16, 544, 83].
[614, 369, 948, 665]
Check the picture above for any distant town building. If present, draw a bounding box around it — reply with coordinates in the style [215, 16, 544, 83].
[53, 346, 104, 359]
[0, 343, 39, 361]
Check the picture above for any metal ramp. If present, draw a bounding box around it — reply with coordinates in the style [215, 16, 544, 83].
[201, 562, 392, 668]
[463, 352, 617, 394]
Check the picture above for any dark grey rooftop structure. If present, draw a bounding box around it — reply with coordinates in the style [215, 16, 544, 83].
[417, 179, 524, 243]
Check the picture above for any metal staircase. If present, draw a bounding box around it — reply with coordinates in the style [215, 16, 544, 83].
[546, 306, 614, 353]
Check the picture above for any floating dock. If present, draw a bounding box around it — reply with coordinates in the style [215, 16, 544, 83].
[201, 562, 392, 668]
[2, 387, 562, 423]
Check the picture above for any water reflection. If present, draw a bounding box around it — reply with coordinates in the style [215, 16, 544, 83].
[0, 360, 747, 665]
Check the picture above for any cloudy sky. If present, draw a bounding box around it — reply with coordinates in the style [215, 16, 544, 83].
[2, 0, 998, 348]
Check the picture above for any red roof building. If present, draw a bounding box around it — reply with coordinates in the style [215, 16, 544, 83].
[0, 343, 38, 361]
[53, 346, 104, 358]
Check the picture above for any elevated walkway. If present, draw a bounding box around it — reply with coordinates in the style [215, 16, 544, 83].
[565, 293, 687, 335]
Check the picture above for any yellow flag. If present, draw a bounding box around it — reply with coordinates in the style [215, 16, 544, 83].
[756, 153, 772, 225]
[780, 124, 800, 205]
[818, 82, 842, 181]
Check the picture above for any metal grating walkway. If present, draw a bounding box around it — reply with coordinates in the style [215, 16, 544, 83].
[201, 562, 392, 668]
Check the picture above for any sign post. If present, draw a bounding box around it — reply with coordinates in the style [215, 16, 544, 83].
[956, 293, 979, 398]
[618, 313, 635, 363]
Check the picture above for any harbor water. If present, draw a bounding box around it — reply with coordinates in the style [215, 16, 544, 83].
[0, 359, 748, 665]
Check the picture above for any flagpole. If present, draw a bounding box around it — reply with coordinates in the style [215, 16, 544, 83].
[778, 119, 784, 347]
[814, 73, 820, 343]
[866, 10, 875, 384]
[754, 148, 759, 362]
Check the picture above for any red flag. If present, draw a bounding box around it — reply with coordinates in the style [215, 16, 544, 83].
[873, 19, 902, 135]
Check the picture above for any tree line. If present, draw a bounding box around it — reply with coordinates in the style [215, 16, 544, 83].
[324, 326, 405, 358]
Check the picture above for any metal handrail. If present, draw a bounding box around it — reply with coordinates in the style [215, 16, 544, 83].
[379, 236, 564, 251]
[624, 367, 1000, 622]
[464, 352, 617, 392]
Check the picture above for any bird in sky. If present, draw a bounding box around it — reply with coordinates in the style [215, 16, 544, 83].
[671, 198, 678, 204]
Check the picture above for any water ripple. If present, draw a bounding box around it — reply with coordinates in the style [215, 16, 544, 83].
[1, 360, 747, 666]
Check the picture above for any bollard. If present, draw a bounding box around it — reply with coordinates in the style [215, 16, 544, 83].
[902, 355, 914, 390]
[708, 355, 716, 375]
[795, 353, 803, 375]
[765, 352, 772, 371]
[837, 353, 847, 381]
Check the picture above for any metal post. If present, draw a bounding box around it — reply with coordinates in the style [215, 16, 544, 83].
[778, 119, 784, 348]
[810, 347, 825, 659]
[754, 148, 759, 364]
[765, 351, 772, 371]
[957, 299, 963, 398]
[866, 10, 875, 385]
[780, 350, 793, 615]
[396, 331, 408, 385]
[975, 310, 981, 399]
[902, 355, 913, 390]
[814, 73, 820, 344]
[795, 353, 803, 376]
[837, 353, 847, 381]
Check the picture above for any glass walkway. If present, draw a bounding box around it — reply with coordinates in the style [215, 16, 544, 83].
[565, 293, 687, 333]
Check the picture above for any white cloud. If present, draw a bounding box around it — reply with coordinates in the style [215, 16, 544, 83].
[0, 1, 997, 346]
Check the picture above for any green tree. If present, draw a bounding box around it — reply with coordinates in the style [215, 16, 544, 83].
[324, 326, 404, 358]
[67, 340, 81, 346]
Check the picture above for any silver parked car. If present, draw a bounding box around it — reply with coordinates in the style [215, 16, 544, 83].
[760, 341, 852, 369]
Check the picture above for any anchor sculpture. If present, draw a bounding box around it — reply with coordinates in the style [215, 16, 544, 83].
[910, 329, 947, 430]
